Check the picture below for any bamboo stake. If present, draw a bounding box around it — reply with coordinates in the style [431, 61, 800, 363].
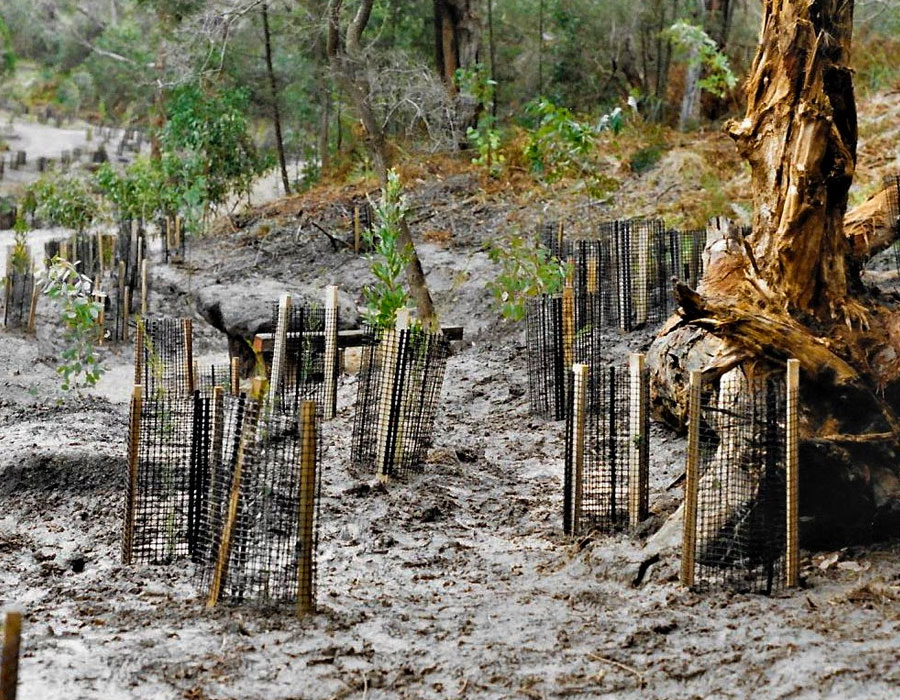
[323, 286, 339, 420]
[628, 353, 648, 528]
[556, 220, 564, 253]
[586, 257, 598, 294]
[353, 206, 361, 253]
[122, 385, 142, 564]
[297, 400, 318, 615]
[681, 370, 702, 588]
[1, 611, 22, 700]
[26, 282, 39, 335]
[267, 294, 292, 410]
[786, 358, 800, 588]
[375, 312, 407, 482]
[207, 398, 259, 608]
[117, 261, 126, 340]
[569, 364, 588, 536]
[183, 319, 194, 394]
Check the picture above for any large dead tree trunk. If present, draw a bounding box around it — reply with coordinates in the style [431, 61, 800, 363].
[648, 0, 900, 546]
[433, 0, 480, 88]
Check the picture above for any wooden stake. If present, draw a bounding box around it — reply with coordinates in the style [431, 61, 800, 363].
[586, 257, 598, 294]
[140, 260, 148, 317]
[297, 400, 318, 615]
[175, 215, 182, 253]
[97, 231, 104, 275]
[230, 357, 241, 396]
[26, 282, 39, 335]
[267, 294, 292, 410]
[786, 358, 800, 588]
[353, 206, 361, 253]
[117, 261, 126, 340]
[207, 399, 259, 608]
[183, 319, 194, 394]
[323, 286, 339, 420]
[556, 220, 564, 253]
[375, 316, 406, 482]
[628, 353, 648, 528]
[134, 321, 144, 386]
[635, 224, 650, 326]
[122, 385, 142, 565]
[569, 364, 589, 536]
[561, 286, 575, 372]
[123, 288, 130, 342]
[681, 370, 702, 588]
[1, 611, 22, 700]
[94, 292, 106, 344]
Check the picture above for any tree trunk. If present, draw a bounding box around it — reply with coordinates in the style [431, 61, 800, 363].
[261, 3, 290, 196]
[648, 0, 900, 545]
[678, 1, 707, 131]
[433, 0, 480, 89]
[327, 0, 438, 329]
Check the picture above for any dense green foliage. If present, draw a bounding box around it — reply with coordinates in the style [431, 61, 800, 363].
[25, 174, 98, 232]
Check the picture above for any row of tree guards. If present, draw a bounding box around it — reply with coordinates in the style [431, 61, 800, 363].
[1, 214, 195, 340]
[545, 216, 801, 593]
[124, 287, 455, 613]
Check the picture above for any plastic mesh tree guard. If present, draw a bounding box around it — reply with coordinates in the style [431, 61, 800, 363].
[123, 390, 211, 564]
[864, 175, 900, 283]
[685, 368, 791, 594]
[563, 359, 649, 536]
[351, 326, 450, 479]
[198, 397, 321, 609]
[122, 387, 322, 609]
[541, 218, 709, 322]
[137, 318, 193, 397]
[526, 292, 615, 420]
[268, 301, 330, 416]
[3, 247, 34, 330]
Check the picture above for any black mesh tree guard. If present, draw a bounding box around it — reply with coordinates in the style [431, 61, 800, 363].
[137, 317, 193, 397]
[526, 292, 613, 420]
[123, 388, 322, 610]
[3, 247, 34, 330]
[563, 359, 649, 536]
[197, 397, 322, 608]
[351, 326, 450, 479]
[123, 391, 211, 564]
[268, 301, 330, 416]
[685, 368, 790, 594]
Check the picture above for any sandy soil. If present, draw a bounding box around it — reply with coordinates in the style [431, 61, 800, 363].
[2, 118, 900, 700]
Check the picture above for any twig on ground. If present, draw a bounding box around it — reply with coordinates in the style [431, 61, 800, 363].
[588, 653, 646, 688]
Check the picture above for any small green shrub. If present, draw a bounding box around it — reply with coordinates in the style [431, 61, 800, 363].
[362, 170, 411, 328]
[629, 145, 663, 174]
[25, 173, 97, 232]
[487, 234, 568, 321]
[40, 258, 104, 391]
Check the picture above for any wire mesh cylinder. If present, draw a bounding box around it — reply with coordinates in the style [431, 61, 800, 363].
[3, 251, 34, 330]
[684, 368, 789, 594]
[563, 359, 649, 536]
[267, 301, 328, 416]
[351, 326, 450, 479]
[198, 397, 322, 608]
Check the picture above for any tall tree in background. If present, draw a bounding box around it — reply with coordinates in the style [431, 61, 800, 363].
[650, 0, 900, 543]
[432, 0, 480, 89]
[261, 2, 290, 194]
[326, 0, 437, 327]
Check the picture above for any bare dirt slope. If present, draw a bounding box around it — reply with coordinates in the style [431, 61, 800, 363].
[3, 107, 900, 699]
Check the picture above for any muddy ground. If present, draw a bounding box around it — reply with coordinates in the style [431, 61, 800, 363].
[3, 113, 900, 699]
